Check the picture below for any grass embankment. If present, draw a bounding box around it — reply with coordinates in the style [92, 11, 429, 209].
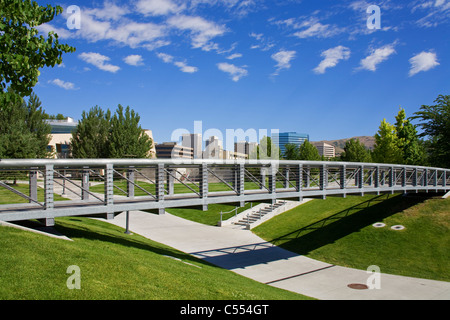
[253, 193, 450, 282]
[0, 186, 310, 300]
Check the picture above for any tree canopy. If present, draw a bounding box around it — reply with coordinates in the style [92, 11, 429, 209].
[340, 138, 372, 163]
[71, 105, 153, 159]
[0, 0, 75, 99]
[411, 94, 450, 168]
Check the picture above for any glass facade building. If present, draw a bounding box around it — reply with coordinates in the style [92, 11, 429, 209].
[274, 132, 309, 156]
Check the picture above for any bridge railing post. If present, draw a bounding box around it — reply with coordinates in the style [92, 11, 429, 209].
[82, 167, 90, 201]
[296, 163, 303, 201]
[104, 164, 114, 219]
[29, 167, 38, 204]
[200, 163, 208, 211]
[320, 164, 327, 199]
[127, 166, 135, 198]
[268, 163, 276, 194]
[42, 164, 55, 226]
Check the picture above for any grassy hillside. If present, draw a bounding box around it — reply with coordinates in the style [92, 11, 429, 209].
[253, 193, 450, 282]
[0, 216, 311, 300]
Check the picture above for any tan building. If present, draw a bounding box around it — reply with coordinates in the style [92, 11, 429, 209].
[47, 118, 156, 158]
[315, 142, 336, 159]
[155, 142, 193, 159]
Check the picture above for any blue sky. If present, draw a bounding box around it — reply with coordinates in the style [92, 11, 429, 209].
[34, 0, 449, 146]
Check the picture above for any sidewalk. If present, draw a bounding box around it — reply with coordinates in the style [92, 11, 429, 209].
[105, 210, 450, 300]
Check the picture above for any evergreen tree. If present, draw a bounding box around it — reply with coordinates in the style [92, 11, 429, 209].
[107, 105, 152, 158]
[394, 108, 427, 165]
[0, 91, 51, 159]
[340, 138, 372, 163]
[372, 119, 403, 164]
[298, 140, 321, 160]
[283, 143, 300, 160]
[412, 94, 450, 168]
[71, 106, 111, 158]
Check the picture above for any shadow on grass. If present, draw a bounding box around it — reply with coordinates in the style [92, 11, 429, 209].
[271, 193, 429, 256]
[53, 218, 206, 266]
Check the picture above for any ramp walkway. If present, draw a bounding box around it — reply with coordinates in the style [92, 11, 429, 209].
[105, 210, 450, 300]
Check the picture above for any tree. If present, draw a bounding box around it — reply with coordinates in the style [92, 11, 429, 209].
[340, 138, 372, 163]
[0, 0, 75, 99]
[411, 94, 450, 168]
[372, 119, 403, 164]
[71, 106, 111, 158]
[298, 140, 321, 160]
[107, 105, 153, 158]
[0, 91, 51, 158]
[251, 136, 281, 160]
[394, 108, 427, 165]
[283, 143, 300, 160]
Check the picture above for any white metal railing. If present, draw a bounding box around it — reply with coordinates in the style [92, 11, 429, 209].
[0, 158, 449, 226]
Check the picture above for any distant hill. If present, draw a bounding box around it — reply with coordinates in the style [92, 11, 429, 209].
[311, 136, 375, 156]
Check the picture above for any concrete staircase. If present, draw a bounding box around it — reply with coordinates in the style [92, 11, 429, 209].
[219, 199, 312, 230]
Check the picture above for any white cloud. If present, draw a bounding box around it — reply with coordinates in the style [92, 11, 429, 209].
[174, 61, 198, 73]
[408, 51, 439, 76]
[156, 52, 198, 73]
[217, 62, 248, 81]
[135, 0, 185, 16]
[123, 54, 144, 66]
[271, 50, 296, 75]
[79, 52, 120, 73]
[314, 46, 351, 74]
[48, 79, 77, 90]
[357, 43, 396, 71]
[167, 14, 227, 51]
[226, 53, 243, 60]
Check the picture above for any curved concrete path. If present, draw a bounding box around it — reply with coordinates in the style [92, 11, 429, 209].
[105, 210, 450, 300]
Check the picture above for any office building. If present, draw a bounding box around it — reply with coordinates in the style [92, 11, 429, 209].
[181, 133, 202, 159]
[155, 142, 193, 159]
[234, 141, 258, 158]
[274, 132, 309, 156]
[315, 142, 336, 159]
[203, 136, 223, 159]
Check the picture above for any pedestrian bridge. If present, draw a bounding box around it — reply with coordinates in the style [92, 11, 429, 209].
[0, 159, 449, 226]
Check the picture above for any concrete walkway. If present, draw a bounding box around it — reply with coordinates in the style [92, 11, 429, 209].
[105, 210, 450, 300]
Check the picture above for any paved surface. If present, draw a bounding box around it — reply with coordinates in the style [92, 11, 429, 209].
[105, 210, 450, 300]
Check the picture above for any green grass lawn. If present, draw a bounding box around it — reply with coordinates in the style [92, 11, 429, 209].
[0, 183, 68, 204]
[0, 216, 312, 300]
[253, 193, 450, 282]
[166, 202, 257, 226]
